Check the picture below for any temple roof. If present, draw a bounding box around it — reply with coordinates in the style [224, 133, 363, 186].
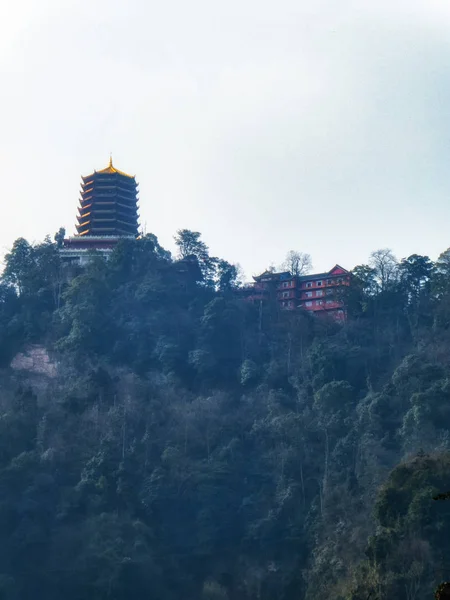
[253, 265, 350, 282]
[298, 265, 350, 281]
[253, 270, 290, 281]
[82, 157, 135, 181]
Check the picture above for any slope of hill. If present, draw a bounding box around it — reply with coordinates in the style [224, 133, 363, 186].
[0, 232, 449, 599]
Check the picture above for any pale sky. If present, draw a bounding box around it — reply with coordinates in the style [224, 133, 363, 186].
[1, 0, 450, 279]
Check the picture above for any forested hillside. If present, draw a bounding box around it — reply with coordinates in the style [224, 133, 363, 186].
[0, 231, 450, 599]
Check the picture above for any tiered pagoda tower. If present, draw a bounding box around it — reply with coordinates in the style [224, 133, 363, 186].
[60, 158, 139, 266]
[77, 158, 139, 236]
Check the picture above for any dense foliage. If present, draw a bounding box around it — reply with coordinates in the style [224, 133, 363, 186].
[0, 231, 450, 599]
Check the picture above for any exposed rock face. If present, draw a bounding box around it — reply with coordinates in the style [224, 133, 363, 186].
[10, 345, 57, 378]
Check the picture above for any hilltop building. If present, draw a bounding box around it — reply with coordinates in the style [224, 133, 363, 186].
[58, 160, 350, 320]
[60, 158, 139, 265]
[241, 265, 350, 321]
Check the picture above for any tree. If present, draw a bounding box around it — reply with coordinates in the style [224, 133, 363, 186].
[399, 255, 434, 300]
[174, 230, 216, 286]
[282, 251, 312, 276]
[194, 297, 244, 382]
[34, 236, 65, 309]
[435, 248, 450, 277]
[0, 283, 20, 365]
[2, 238, 35, 295]
[435, 582, 450, 600]
[215, 260, 241, 292]
[369, 248, 399, 292]
[351, 265, 379, 296]
[432, 492, 450, 599]
[54, 227, 66, 249]
[431, 248, 450, 328]
[174, 229, 209, 261]
[433, 248, 450, 298]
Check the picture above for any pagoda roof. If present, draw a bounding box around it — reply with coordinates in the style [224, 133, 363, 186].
[82, 157, 135, 181]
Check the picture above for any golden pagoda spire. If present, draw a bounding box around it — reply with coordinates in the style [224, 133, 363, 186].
[91, 155, 135, 179]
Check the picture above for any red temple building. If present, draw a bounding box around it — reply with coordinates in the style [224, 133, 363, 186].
[60, 158, 139, 265]
[241, 265, 350, 321]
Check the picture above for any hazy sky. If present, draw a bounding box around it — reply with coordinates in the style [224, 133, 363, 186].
[1, 0, 450, 279]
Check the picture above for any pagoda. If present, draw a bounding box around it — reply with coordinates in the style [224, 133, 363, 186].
[77, 157, 139, 237]
[61, 158, 139, 266]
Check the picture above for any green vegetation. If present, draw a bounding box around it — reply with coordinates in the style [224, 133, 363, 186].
[0, 231, 450, 599]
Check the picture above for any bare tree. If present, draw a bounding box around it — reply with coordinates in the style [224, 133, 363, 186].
[234, 263, 245, 287]
[369, 248, 398, 292]
[282, 251, 312, 276]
